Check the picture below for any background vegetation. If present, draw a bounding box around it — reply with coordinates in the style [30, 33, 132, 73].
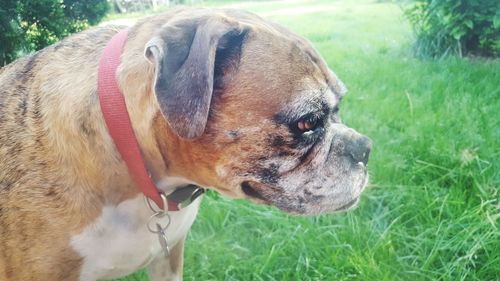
[0, 0, 108, 65]
[112, 0, 497, 280]
[404, 0, 499, 58]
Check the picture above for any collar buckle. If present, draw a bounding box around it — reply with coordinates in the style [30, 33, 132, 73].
[167, 185, 205, 210]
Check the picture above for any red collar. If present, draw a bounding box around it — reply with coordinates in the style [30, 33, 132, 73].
[97, 28, 204, 211]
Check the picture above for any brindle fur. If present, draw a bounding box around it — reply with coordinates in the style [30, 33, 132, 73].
[0, 8, 370, 280]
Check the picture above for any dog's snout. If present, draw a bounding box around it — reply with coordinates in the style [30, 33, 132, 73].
[346, 135, 372, 165]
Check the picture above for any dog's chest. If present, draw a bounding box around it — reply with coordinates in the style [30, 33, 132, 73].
[70, 194, 201, 281]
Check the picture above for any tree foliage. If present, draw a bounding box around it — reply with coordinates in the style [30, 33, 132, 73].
[0, 0, 109, 65]
[404, 0, 499, 58]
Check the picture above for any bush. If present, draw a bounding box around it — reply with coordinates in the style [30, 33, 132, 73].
[0, 0, 109, 65]
[404, 0, 499, 58]
[0, 0, 22, 65]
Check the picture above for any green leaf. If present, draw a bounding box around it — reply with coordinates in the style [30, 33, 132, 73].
[494, 12, 500, 28]
[451, 27, 466, 40]
[464, 19, 473, 29]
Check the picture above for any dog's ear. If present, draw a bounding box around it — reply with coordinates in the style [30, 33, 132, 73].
[145, 17, 248, 139]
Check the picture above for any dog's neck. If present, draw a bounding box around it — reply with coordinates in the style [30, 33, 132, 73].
[36, 46, 180, 206]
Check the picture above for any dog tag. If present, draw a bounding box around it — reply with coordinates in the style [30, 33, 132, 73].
[156, 223, 170, 257]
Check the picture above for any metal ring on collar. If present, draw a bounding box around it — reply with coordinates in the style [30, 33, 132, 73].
[144, 192, 168, 214]
[146, 212, 172, 234]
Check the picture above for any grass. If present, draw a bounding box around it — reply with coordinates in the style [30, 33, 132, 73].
[112, 1, 499, 280]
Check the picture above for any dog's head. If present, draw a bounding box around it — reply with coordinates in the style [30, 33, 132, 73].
[143, 8, 371, 215]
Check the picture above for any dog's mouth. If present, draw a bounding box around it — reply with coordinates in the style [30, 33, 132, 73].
[241, 181, 267, 202]
[240, 166, 368, 213]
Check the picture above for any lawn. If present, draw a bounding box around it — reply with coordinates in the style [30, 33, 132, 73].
[114, 0, 499, 280]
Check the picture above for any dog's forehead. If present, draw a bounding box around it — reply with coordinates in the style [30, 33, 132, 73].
[236, 33, 343, 111]
[247, 14, 346, 94]
[232, 14, 346, 95]
[291, 80, 339, 111]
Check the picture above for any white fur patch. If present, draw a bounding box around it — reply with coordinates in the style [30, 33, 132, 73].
[71, 193, 201, 281]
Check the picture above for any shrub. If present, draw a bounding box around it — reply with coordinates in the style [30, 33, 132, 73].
[404, 0, 499, 58]
[0, 0, 109, 65]
[0, 0, 23, 65]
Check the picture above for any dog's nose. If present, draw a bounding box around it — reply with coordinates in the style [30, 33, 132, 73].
[346, 135, 372, 165]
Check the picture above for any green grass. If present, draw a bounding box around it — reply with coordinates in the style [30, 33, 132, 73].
[113, 1, 499, 280]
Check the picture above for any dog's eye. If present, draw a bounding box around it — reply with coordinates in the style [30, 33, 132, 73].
[297, 118, 319, 133]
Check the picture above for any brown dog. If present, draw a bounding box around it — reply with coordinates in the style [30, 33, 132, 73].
[0, 8, 371, 281]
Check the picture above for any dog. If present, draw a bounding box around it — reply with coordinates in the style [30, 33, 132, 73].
[0, 7, 371, 281]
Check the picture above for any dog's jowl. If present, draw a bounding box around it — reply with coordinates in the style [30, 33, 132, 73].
[0, 8, 371, 281]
